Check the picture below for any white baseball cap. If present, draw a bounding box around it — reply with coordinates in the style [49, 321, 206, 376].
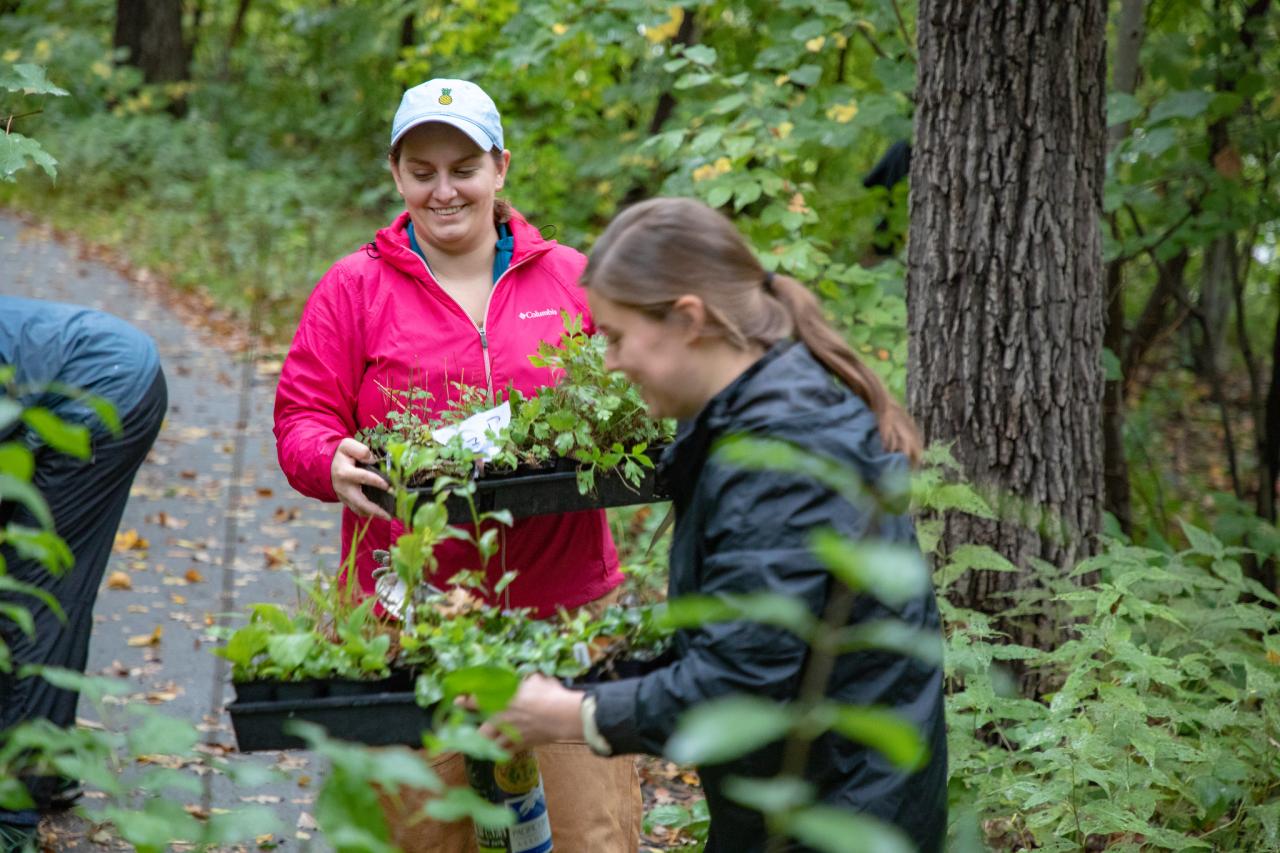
[390, 78, 504, 152]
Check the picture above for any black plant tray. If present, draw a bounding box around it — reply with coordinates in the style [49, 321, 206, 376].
[228, 672, 432, 752]
[361, 455, 669, 524]
[227, 654, 673, 751]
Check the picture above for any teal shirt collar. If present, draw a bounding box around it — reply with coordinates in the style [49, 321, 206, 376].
[408, 220, 514, 284]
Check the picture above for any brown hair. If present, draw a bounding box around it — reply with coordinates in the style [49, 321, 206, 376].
[388, 141, 511, 224]
[582, 197, 921, 464]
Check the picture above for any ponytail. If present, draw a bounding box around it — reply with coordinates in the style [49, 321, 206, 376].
[768, 273, 922, 466]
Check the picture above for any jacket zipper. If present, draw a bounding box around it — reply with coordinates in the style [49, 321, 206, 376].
[413, 250, 542, 405]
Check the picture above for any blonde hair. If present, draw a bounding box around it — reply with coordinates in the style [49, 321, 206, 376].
[582, 197, 921, 465]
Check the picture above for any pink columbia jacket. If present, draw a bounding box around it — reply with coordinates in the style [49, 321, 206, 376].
[273, 210, 622, 616]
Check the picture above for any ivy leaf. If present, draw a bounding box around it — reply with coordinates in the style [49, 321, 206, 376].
[666, 695, 794, 765]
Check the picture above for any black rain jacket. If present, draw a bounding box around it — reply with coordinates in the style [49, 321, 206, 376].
[588, 341, 947, 852]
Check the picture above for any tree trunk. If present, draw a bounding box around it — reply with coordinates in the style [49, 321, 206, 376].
[1101, 0, 1145, 536]
[114, 0, 190, 84]
[907, 1, 1107, 658]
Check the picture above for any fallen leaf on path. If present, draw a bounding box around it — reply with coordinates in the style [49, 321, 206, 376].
[113, 529, 149, 552]
[185, 568, 205, 583]
[264, 547, 289, 568]
[273, 506, 300, 523]
[171, 593, 187, 605]
[145, 510, 188, 529]
[242, 794, 282, 804]
[127, 626, 163, 647]
[106, 571, 133, 590]
[296, 812, 317, 830]
[256, 486, 274, 497]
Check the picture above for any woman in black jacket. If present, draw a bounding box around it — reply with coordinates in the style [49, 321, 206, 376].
[482, 197, 947, 852]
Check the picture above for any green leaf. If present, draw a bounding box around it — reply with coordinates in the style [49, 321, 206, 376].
[424, 785, 515, 826]
[0, 442, 33, 481]
[722, 775, 815, 813]
[666, 695, 794, 765]
[783, 805, 915, 853]
[0, 132, 58, 181]
[21, 408, 90, 458]
[682, 45, 717, 67]
[811, 532, 929, 606]
[1179, 519, 1225, 559]
[818, 704, 928, 770]
[442, 664, 519, 715]
[1148, 90, 1212, 124]
[1102, 346, 1123, 381]
[3, 524, 73, 574]
[0, 473, 52, 528]
[266, 633, 316, 671]
[1107, 92, 1143, 127]
[660, 592, 817, 638]
[0, 399, 21, 433]
[0, 63, 69, 96]
[789, 64, 822, 87]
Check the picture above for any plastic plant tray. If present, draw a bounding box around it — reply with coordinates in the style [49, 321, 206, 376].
[228, 673, 431, 751]
[361, 457, 669, 524]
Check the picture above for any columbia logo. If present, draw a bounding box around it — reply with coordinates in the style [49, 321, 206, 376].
[518, 309, 559, 320]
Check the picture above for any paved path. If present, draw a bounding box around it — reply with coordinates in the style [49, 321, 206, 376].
[3, 212, 338, 851]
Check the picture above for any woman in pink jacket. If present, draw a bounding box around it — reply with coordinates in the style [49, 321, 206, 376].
[273, 78, 640, 851]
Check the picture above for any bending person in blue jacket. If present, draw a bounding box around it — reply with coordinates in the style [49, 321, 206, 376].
[477, 197, 947, 852]
[0, 297, 167, 847]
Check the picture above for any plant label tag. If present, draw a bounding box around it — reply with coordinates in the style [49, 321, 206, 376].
[432, 401, 511, 460]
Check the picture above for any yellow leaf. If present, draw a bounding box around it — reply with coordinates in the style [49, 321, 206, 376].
[113, 530, 149, 553]
[775, 74, 790, 87]
[774, 121, 794, 140]
[826, 102, 858, 123]
[805, 36, 826, 52]
[1, 49, 19, 63]
[106, 571, 133, 591]
[171, 593, 187, 605]
[644, 6, 684, 44]
[551, 22, 568, 35]
[833, 33, 848, 48]
[184, 569, 205, 584]
[127, 626, 163, 647]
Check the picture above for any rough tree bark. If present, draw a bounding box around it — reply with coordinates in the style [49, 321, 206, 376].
[114, 0, 190, 84]
[907, 1, 1107, 655]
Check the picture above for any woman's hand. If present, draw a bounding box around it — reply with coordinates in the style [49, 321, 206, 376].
[330, 437, 392, 521]
[475, 674, 586, 751]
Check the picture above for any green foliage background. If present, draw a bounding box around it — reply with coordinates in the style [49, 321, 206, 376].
[4, 0, 1280, 850]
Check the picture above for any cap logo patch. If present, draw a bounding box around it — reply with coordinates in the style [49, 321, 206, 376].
[438, 88, 453, 105]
